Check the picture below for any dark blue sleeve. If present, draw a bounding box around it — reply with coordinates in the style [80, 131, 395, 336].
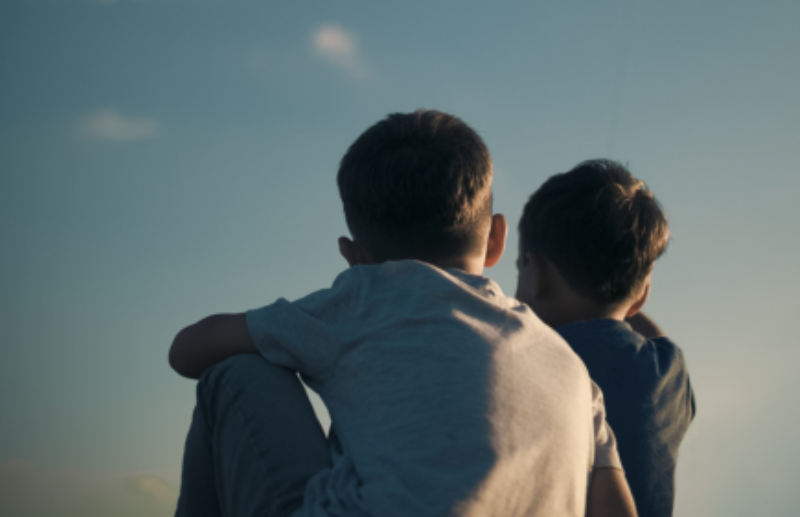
[558, 321, 696, 517]
[606, 337, 695, 517]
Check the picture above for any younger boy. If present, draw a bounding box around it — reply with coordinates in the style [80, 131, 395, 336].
[515, 160, 696, 517]
[170, 113, 633, 517]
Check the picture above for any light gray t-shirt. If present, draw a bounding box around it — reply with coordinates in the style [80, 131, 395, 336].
[247, 260, 619, 517]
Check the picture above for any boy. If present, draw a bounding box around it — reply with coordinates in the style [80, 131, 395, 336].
[515, 160, 696, 517]
[170, 112, 634, 517]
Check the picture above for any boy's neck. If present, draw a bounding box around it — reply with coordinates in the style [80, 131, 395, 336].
[524, 295, 628, 329]
[515, 253, 636, 329]
[345, 253, 487, 276]
[340, 214, 507, 278]
[344, 241, 488, 276]
[427, 255, 486, 276]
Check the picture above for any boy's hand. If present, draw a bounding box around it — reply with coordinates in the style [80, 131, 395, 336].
[169, 313, 257, 379]
[625, 311, 664, 339]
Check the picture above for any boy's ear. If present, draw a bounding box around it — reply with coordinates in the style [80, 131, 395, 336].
[624, 278, 651, 319]
[338, 237, 367, 267]
[483, 214, 508, 268]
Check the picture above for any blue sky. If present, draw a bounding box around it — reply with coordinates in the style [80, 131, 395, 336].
[1, 1, 798, 515]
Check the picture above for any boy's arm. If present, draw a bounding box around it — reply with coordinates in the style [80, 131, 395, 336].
[169, 313, 258, 379]
[586, 468, 638, 517]
[625, 311, 664, 339]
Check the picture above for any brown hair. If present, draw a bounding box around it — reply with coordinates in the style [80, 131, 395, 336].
[337, 110, 493, 262]
[518, 159, 670, 305]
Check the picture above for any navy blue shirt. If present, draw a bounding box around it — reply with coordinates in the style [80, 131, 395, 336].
[557, 319, 695, 517]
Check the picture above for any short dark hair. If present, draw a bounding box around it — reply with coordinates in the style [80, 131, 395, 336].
[337, 110, 493, 262]
[518, 159, 670, 305]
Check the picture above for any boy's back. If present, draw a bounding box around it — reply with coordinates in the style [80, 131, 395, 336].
[170, 113, 631, 517]
[248, 260, 602, 516]
[557, 319, 694, 517]
[516, 159, 695, 517]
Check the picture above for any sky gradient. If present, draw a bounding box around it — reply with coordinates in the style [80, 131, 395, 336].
[1, 1, 799, 515]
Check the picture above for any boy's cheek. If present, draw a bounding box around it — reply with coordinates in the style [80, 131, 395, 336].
[514, 269, 535, 304]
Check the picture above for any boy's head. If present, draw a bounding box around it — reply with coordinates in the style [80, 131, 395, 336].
[337, 110, 505, 272]
[516, 160, 669, 322]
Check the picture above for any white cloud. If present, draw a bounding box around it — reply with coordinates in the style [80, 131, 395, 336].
[77, 109, 160, 142]
[132, 476, 178, 505]
[312, 24, 368, 79]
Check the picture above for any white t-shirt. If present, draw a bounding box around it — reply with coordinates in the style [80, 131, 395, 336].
[247, 260, 620, 517]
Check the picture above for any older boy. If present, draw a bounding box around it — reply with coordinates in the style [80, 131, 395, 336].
[170, 113, 634, 517]
[516, 160, 696, 517]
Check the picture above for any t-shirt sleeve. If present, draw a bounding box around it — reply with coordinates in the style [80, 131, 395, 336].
[651, 335, 697, 423]
[246, 270, 362, 382]
[591, 380, 623, 470]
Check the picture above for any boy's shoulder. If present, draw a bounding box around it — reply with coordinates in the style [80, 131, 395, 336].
[556, 317, 695, 438]
[556, 318, 681, 353]
[256, 260, 543, 348]
[555, 319, 689, 393]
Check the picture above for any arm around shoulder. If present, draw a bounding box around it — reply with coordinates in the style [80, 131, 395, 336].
[169, 313, 258, 379]
[586, 468, 638, 517]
